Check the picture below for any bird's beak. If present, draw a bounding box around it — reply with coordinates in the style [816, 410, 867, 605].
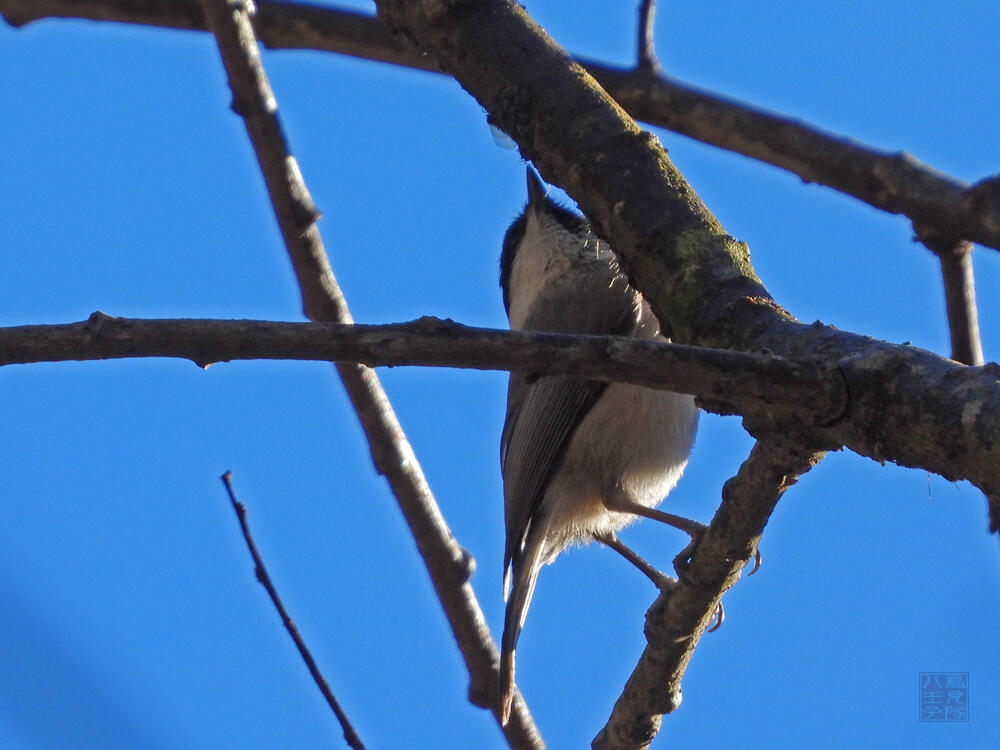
[526, 166, 546, 208]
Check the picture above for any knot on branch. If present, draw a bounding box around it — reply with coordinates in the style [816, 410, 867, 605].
[642, 588, 693, 649]
[84, 311, 127, 340]
[411, 315, 455, 334]
[467, 673, 494, 709]
[454, 545, 476, 582]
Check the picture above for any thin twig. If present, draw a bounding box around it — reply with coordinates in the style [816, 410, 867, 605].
[4, 0, 1000, 253]
[916, 229, 984, 366]
[220, 472, 367, 750]
[636, 0, 659, 72]
[196, 0, 543, 744]
[939, 248, 984, 366]
[593, 438, 825, 750]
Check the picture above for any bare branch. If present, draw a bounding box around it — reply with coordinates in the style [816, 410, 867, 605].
[0, 313, 846, 424]
[4, 0, 1000, 252]
[0, 0, 441, 71]
[1, 313, 998, 525]
[585, 70, 1000, 252]
[939, 248, 984, 366]
[916, 229, 984, 366]
[220, 472, 367, 750]
[593, 437, 825, 750]
[196, 0, 542, 743]
[636, 0, 659, 72]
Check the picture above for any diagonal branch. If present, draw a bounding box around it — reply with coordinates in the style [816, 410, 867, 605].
[584, 71, 1000, 254]
[220, 472, 367, 750]
[4, 0, 1000, 252]
[196, 0, 543, 745]
[593, 437, 825, 750]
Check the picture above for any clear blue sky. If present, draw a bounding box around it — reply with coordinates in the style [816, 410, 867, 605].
[2, 1, 998, 748]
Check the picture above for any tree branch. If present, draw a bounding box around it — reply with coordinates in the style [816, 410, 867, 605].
[1, 312, 998, 523]
[593, 437, 825, 750]
[0, 313, 846, 424]
[373, 0, 1000, 528]
[196, 0, 543, 744]
[586, 70, 1000, 253]
[4, 0, 1000, 252]
[635, 0, 659, 73]
[916, 229, 985, 366]
[220, 472, 367, 750]
[939, 247, 984, 366]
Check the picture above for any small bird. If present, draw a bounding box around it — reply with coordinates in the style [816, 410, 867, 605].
[498, 168, 700, 724]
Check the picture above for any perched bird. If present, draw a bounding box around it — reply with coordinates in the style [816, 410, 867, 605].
[498, 168, 700, 724]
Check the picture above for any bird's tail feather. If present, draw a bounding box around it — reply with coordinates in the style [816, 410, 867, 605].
[499, 525, 548, 725]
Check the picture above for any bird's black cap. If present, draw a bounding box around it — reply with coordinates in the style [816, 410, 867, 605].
[499, 167, 589, 314]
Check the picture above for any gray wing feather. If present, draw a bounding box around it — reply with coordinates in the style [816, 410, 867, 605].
[500, 272, 639, 585]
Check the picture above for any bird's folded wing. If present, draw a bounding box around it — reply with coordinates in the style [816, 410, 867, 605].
[500, 272, 639, 584]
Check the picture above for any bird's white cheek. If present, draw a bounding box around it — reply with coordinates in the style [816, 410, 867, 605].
[507, 223, 572, 330]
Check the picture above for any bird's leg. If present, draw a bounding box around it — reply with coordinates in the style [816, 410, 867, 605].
[601, 493, 707, 538]
[595, 532, 724, 632]
[604, 491, 762, 576]
[595, 532, 676, 590]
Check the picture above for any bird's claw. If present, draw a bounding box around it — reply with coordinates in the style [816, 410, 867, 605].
[746, 548, 762, 576]
[707, 600, 725, 632]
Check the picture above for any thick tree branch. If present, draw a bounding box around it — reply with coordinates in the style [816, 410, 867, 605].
[4, 0, 1000, 252]
[593, 437, 825, 750]
[373, 0, 1000, 527]
[196, 1, 542, 744]
[220, 472, 367, 750]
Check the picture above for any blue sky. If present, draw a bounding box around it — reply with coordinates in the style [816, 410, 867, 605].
[1, 1, 998, 748]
